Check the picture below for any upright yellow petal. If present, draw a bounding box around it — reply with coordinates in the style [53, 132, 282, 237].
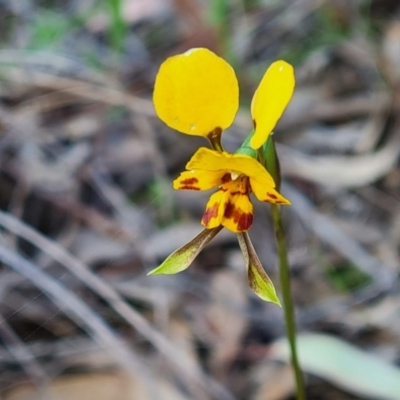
[153, 48, 239, 137]
[250, 60, 295, 149]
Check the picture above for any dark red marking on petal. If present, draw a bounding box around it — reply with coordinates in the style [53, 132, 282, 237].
[177, 177, 200, 190]
[237, 212, 253, 231]
[181, 177, 198, 185]
[224, 200, 253, 231]
[267, 192, 278, 200]
[221, 173, 231, 183]
[224, 201, 234, 217]
[202, 203, 219, 226]
[180, 186, 200, 190]
[230, 187, 248, 196]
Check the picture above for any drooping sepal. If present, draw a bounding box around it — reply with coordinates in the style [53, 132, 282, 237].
[147, 227, 222, 275]
[238, 232, 281, 305]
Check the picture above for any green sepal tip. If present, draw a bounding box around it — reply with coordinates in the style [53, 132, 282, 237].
[237, 232, 281, 305]
[147, 227, 222, 275]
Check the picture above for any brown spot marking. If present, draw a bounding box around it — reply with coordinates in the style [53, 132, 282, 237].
[181, 177, 198, 185]
[221, 173, 231, 183]
[202, 203, 219, 226]
[178, 177, 200, 190]
[180, 186, 200, 190]
[237, 212, 253, 231]
[267, 192, 278, 200]
[224, 201, 253, 231]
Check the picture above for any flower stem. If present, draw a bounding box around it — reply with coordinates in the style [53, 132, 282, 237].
[271, 204, 306, 400]
[207, 128, 223, 151]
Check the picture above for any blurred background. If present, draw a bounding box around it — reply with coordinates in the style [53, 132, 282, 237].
[0, 0, 399, 399]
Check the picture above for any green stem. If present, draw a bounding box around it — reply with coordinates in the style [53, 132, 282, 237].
[271, 204, 306, 400]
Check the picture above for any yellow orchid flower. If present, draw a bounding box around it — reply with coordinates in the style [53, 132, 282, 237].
[174, 147, 290, 233]
[149, 48, 295, 305]
[153, 47, 295, 149]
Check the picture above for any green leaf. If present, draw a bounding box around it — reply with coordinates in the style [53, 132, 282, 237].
[148, 227, 222, 275]
[271, 333, 400, 400]
[237, 233, 281, 305]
